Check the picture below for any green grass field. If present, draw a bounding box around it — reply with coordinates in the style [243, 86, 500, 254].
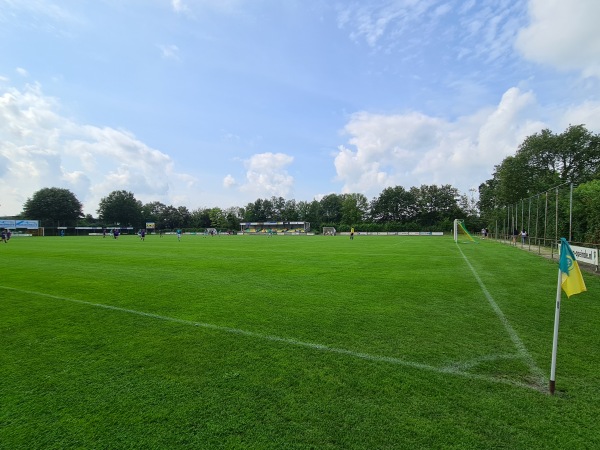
[1, 233, 599, 449]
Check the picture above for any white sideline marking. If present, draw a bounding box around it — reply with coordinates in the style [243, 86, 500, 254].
[456, 245, 548, 386]
[1, 285, 543, 391]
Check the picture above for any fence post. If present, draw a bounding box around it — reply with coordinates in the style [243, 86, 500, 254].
[569, 183, 573, 242]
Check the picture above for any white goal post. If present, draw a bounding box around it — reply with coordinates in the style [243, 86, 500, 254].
[453, 219, 460, 243]
[453, 219, 475, 243]
[322, 227, 336, 236]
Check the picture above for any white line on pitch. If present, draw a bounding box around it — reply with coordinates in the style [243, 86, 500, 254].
[456, 245, 548, 386]
[1, 285, 543, 391]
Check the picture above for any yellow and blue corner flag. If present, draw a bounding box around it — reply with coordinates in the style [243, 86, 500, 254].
[559, 238, 587, 298]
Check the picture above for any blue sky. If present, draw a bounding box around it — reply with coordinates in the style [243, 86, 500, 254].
[1, 0, 600, 216]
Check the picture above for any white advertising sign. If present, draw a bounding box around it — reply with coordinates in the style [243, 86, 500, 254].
[570, 245, 598, 266]
[0, 220, 15, 228]
[15, 220, 40, 229]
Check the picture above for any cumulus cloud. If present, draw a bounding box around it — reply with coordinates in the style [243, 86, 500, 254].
[237, 152, 294, 198]
[516, 0, 600, 77]
[0, 83, 196, 215]
[223, 174, 236, 188]
[335, 87, 549, 197]
[560, 101, 600, 129]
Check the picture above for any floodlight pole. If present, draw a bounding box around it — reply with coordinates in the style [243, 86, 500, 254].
[549, 268, 563, 395]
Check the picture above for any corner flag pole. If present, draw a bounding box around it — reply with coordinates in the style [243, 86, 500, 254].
[549, 267, 562, 395]
[550, 238, 588, 394]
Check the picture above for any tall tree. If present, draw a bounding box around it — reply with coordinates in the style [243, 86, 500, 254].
[141, 201, 167, 224]
[493, 155, 535, 206]
[370, 186, 417, 223]
[282, 199, 299, 221]
[414, 184, 461, 227]
[555, 124, 600, 182]
[517, 125, 600, 185]
[208, 207, 227, 229]
[572, 180, 600, 243]
[97, 190, 143, 226]
[340, 193, 368, 225]
[190, 208, 212, 228]
[224, 206, 243, 231]
[270, 196, 286, 221]
[320, 194, 342, 224]
[243, 198, 274, 222]
[158, 205, 181, 229]
[22, 187, 83, 227]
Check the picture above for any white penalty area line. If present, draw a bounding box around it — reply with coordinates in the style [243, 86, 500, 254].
[2, 285, 542, 392]
[456, 244, 548, 387]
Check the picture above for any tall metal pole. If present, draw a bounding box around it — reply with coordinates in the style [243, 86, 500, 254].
[555, 187, 559, 243]
[527, 197, 532, 250]
[535, 194, 540, 254]
[550, 268, 563, 395]
[569, 183, 573, 242]
[521, 199, 525, 247]
[544, 192, 548, 249]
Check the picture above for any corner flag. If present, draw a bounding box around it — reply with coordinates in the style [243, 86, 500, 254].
[550, 238, 588, 394]
[559, 238, 587, 298]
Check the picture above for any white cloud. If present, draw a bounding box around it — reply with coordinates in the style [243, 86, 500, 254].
[0, 0, 83, 36]
[338, 1, 433, 48]
[516, 0, 600, 77]
[0, 83, 196, 215]
[335, 87, 549, 197]
[16, 67, 29, 77]
[171, 0, 188, 14]
[223, 174, 236, 188]
[158, 44, 181, 61]
[238, 152, 294, 198]
[560, 101, 600, 130]
[337, 0, 525, 66]
[170, 0, 244, 16]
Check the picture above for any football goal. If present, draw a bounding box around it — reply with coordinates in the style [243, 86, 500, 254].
[453, 219, 476, 243]
[322, 227, 336, 236]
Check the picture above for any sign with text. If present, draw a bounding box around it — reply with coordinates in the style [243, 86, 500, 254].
[15, 220, 40, 229]
[569, 245, 598, 266]
[0, 220, 15, 228]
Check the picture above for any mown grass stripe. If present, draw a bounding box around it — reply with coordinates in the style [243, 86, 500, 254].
[1, 284, 543, 391]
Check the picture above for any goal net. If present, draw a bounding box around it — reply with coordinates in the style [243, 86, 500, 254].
[322, 227, 336, 236]
[453, 219, 476, 243]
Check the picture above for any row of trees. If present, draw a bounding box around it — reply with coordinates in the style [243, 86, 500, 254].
[15, 124, 600, 241]
[19, 184, 472, 233]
